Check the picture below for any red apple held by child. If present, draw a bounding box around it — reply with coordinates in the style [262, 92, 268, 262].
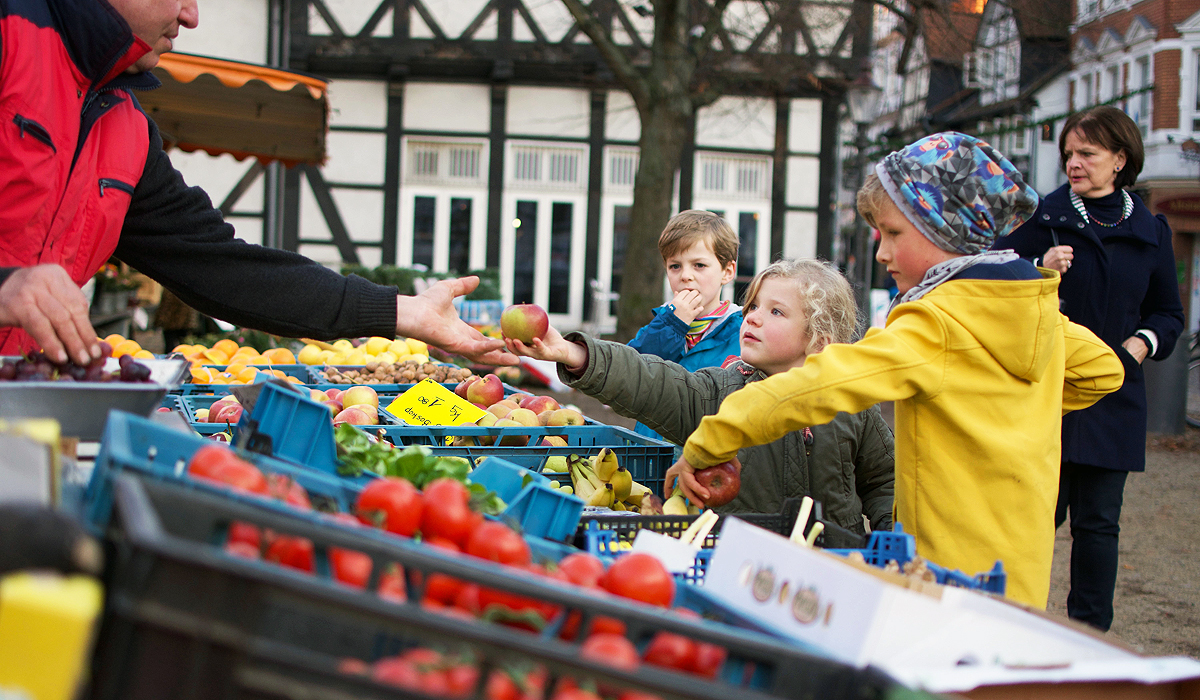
[693, 461, 741, 508]
[466, 373, 504, 406]
[500, 304, 550, 344]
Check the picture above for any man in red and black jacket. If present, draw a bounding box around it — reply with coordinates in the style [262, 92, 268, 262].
[0, 0, 512, 367]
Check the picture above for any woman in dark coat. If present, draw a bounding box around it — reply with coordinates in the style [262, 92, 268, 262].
[995, 105, 1184, 631]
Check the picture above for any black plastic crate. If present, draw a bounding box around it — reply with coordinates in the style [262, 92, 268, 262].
[90, 474, 917, 700]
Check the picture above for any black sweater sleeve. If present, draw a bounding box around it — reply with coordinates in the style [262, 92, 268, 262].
[114, 117, 398, 340]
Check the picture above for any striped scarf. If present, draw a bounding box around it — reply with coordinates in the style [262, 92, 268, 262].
[686, 300, 730, 350]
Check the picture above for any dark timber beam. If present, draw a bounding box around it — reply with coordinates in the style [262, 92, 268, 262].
[383, 72, 405, 265]
[583, 87, 606, 324]
[770, 95, 789, 262]
[303, 165, 361, 264]
[816, 96, 839, 262]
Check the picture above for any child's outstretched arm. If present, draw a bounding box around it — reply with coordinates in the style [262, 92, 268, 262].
[504, 324, 588, 373]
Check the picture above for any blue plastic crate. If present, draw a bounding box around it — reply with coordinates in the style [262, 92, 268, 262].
[377, 424, 675, 496]
[235, 381, 340, 476]
[84, 411, 365, 535]
[470, 457, 583, 543]
[825, 524, 1006, 595]
[582, 521, 711, 585]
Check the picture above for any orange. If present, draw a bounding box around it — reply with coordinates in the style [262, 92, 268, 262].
[285, 376, 303, 384]
[171, 344, 194, 355]
[212, 339, 240, 357]
[111, 339, 141, 358]
[104, 334, 125, 346]
[189, 367, 217, 383]
[202, 348, 230, 364]
[262, 347, 297, 365]
[235, 367, 259, 383]
[132, 349, 154, 359]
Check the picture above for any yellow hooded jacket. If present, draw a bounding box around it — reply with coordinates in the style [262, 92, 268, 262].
[683, 270, 1124, 607]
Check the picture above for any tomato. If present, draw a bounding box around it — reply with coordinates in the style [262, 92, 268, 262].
[557, 553, 605, 588]
[399, 647, 442, 667]
[188, 444, 270, 496]
[372, 657, 420, 689]
[265, 535, 314, 573]
[267, 473, 311, 509]
[690, 641, 727, 679]
[187, 444, 238, 479]
[224, 541, 260, 559]
[485, 670, 521, 700]
[446, 663, 479, 698]
[601, 553, 674, 607]
[550, 687, 601, 700]
[325, 513, 372, 588]
[466, 521, 530, 567]
[337, 657, 370, 676]
[618, 692, 662, 700]
[419, 536, 465, 605]
[643, 629, 697, 672]
[421, 478, 475, 545]
[580, 632, 639, 671]
[378, 564, 407, 603]
[356, 477, 424, 537]
[227, 521, 261, 550]
[418, 669, 450, 696]
[454, 583, 482, 615]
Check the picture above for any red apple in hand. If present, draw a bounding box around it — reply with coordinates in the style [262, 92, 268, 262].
[694, 460, 740, 507]
[500, 303, 550, 344]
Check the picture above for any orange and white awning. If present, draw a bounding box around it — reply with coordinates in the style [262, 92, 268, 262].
[138, 52, 329, 167]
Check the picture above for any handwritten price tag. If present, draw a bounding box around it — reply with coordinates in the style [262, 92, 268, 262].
[386, 379, 488, 427]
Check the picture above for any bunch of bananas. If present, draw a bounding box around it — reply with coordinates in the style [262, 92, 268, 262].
[543, 449, 652, 511]
[662, 486, 701, 516]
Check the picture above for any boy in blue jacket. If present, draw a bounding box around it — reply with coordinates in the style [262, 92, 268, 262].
[628, 211, 741, 447]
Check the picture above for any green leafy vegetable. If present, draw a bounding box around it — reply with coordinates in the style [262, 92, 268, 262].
[334, 424, 505, 515]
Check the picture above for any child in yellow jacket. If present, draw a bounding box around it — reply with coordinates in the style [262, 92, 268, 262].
[670, 132, 1124, 608]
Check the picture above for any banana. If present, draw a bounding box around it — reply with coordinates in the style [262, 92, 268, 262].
[559, 485, 573, 495]
[663, 487, 689, 516]
[568, 454, 597, 503]
[612, 501, 627, 512]
[608, 466, 632, 502]
[625, 480, 650, 507]
[543, 455, 569, 473]
[586, 482, 615, 508]
[549, 480, 561, 489]
[592, 447, 619, 481]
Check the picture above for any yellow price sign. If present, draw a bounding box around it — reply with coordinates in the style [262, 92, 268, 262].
[386, 379, 488, 427]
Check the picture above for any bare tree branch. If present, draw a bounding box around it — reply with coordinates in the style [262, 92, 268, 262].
[693, 0, 736, 64]
[559, 0, 651, 109]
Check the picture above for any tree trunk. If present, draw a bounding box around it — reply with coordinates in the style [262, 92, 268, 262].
[614, 103, 691, 341]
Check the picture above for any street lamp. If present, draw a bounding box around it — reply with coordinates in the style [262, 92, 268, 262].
[845, 67, 883, 322]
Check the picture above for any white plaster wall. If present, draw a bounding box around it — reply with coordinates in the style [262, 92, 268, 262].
[167, 151, 263, 244]
[171, 0, 266, 62]
[507, 87, 590, 139]
[1029, 75, 1070, 195]
[606, 90, 640, 143]
[405, 83, 491, 133]
[789, 99, 822, 154]
[786, 156, 820, 209]
[784, 211, 819, 260]
[415, 0, 491, 39]
[323, 131, 386, 185]
[696, 96, 775, 151]
[329, 80, 387, 129]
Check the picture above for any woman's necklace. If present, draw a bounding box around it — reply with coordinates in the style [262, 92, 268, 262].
[1070, 188, 1133, 228]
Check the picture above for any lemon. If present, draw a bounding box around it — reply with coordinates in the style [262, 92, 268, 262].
[405, 338, 429, 356]
[297, 344, 324, 365]
[332, 339, 354, 351]
[375, 351, 398, 365]
[327, 352, 349, 365]
[364, 336, 393, 355]
[387, 340, 409, 356]
[409, 353, 429, 365]
[344, 349, 368, 365]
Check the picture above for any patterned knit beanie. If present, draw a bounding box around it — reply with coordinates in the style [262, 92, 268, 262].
[875, 132, 1039, 255]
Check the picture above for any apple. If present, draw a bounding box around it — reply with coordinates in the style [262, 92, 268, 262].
[494, 419, 528, 446]
[506, 408, 539, 427]
[538, 435, 568, 447]
[324, 388, 343, 401]
[321, 399, 342, 414]
[210, 403, 244, 425]
[486, 403, 513, 420]
[508, 392, 533, 405]
[340, 385, 379, 410]
[694, 460, 741, 508]
[475, 412, 498, 427]
[500, 303, 550, 344]
[309, 389, 328, 403]
[520, 394, 560, 414]
[454, 375, 480, 399]
[466, 373, 504, 406]
[334, 406, 376, 426]
[194, 408, 210, 422]
[537, 409, 555, 426]
[547, 408, 585, 427]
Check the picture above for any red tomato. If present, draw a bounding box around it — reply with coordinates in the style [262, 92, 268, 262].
[356, 477, 424, 537]
[643, 629, 697, 672]
[187, 444, 238, 479]
[557, 553, 606, 588]
[325, 513, 372, 588]
[466, 521, 530, 566]
[485, 670, 521, 700]
[580, 632, 639, 671]
[446, 663, 479, 698]
[267, 473, 311, 510]
[690, 641, 727, 679]
[454, 583, 482, 615]
[224, 541, 260, 559]
[372, 657, 420, 689]
[227, 521, 261, 550]
[265, 535, 314, 573]
[550, 687, 602, 700]
[418, 669, 450, 696]
[337, 657, 370, 676]
[618, 692, 662, 700]
[400, 647, 443, 667]
[421, 478, 475, 545]
[601, 553, 674, 607]
[378, 564, 407, 603]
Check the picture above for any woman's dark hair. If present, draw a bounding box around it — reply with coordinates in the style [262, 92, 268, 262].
[1058, 106, 1144, 189]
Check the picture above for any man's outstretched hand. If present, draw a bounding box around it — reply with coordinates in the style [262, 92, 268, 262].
[0, 265, 99, 365]
[398, 276, 517, 366]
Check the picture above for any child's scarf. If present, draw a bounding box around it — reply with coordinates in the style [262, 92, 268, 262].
[889, 249, 1018, 313]
[686, 300, 730, 350]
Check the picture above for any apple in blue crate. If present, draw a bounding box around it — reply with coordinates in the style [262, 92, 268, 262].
[454, 375, 479, 399]
[466, 373, 504, 406]
[506, 408, 539, 427]
[340, 385, 378, 411]
[519, 394, 559, 414]
[334, 406, 376, 426]
[547, 408, 584, 427]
